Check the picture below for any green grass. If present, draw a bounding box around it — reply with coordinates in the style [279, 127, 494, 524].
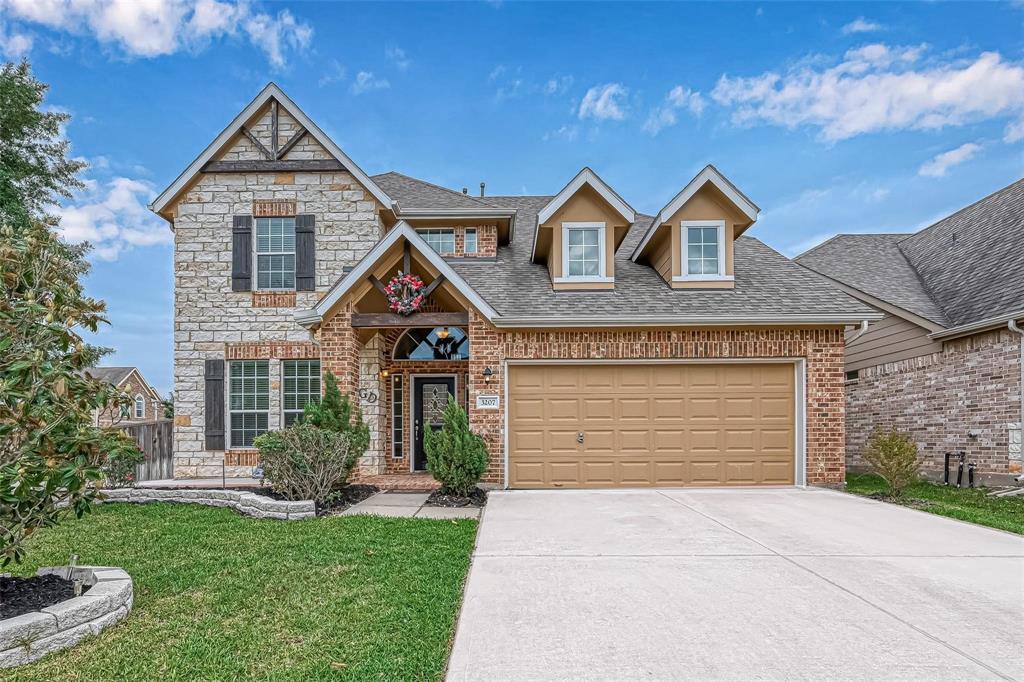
[846, 472, 1024, 535]
[8, 503, 478, 681]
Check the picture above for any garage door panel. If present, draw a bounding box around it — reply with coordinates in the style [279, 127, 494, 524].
[508, 363, 795, 489]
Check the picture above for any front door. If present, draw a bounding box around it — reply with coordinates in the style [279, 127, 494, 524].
[413, 377, 456, 471]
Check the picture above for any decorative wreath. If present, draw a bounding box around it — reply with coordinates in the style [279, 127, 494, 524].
[384, 271, 425, 316]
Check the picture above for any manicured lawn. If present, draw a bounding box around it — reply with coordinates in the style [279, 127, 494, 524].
[846, 472, 1024, 535]
[9, 503, 478, 680]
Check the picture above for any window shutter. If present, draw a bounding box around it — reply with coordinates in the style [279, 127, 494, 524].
[204, 359, 225, 450]
[295, 214, 315, 291]
[231, 215, 253, 292]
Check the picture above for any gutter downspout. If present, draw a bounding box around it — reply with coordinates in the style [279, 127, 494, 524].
[1009, 319, 1024, 482]
[848, 320, 871, 344]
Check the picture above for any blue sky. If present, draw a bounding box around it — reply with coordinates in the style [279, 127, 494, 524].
[2, 1, 1022, 395]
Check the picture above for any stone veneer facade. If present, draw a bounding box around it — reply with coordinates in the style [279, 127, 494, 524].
[171, 105, 383, 477]
[846, 328, 1023, 481]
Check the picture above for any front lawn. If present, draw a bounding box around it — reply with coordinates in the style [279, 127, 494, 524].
[846, 472, 1024, 535]
[8, 503, 477, 680]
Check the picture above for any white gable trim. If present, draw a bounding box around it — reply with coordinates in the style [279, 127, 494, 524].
[630, 165, 760, 262]
[297, 221, 500, 327]
[149, 82, 394, 217]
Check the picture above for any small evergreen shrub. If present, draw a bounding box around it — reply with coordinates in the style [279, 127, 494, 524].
[302, 372, 370, 453]
[863, 427, 919, 497]
[254, 424, 361, 506]
[424, 397, 489, 497]
[101, 429, 145, 488]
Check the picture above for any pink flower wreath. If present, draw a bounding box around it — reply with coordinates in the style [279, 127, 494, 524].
[384, 271, 425, 315]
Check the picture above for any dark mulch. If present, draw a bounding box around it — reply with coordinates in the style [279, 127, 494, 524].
[0, 573, 88, 620]
[226, 484, 380, 515]
[425, 487, 488, 508]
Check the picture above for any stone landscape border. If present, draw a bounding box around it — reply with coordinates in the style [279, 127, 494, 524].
[101, 487, 315, 520]
[0, 566, 132, 668]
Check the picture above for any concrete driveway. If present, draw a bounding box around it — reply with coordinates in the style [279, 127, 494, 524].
[447, 488, 1024, 681]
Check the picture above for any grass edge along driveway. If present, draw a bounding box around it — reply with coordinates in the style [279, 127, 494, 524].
[9, 503, 478, 681]
[846, 472, 1024, 535]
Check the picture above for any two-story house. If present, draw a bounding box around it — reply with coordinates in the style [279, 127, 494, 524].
[150, 83, 877, 489]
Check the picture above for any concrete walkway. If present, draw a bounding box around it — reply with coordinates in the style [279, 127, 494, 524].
[343, 492, 480, 519]
[447, 488, 1024, 681]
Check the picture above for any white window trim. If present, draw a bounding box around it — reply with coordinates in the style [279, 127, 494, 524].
[254, 216, 297, 292]
[134, 394, 145, 419]
[464, 228, 478, 254]
[281, 359, 321, 427]
[558, 221, 611, 283]
[676, 220, 730, 282]
[416, 228, 456, 255]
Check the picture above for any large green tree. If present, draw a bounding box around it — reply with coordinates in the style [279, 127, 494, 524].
[0, 60, 137, 565]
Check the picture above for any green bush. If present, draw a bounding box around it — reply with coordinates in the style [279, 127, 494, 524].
[424, 397, 489, 497]
[863, 427, 920, 497]
[100, 429, 145, 488]
[302, 372, 370, 453]
[254, 423, 362, 506]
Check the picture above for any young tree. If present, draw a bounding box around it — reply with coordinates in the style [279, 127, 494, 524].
[0, 60, 130, 564]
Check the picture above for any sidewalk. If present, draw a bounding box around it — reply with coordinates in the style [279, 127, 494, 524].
[343, 492, 480, 519]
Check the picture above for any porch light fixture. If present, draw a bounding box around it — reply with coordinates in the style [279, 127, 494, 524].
[436, 327, 450, 340]
[482, 367, 493, 384]
[379, 369, 389, 379]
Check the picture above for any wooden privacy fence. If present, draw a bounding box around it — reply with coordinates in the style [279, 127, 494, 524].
[119, 420, 174, 481]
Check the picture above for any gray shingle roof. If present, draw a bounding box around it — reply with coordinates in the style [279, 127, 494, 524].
[84, 367, 135, 386]
[445, 196, 876, 321]
[795, 234, 950, 326]
[371, 172, 492, 209]
[796, 178, 1024, 329]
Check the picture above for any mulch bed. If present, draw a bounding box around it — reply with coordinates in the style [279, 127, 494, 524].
[425, 487, 488, 508]
[0, 574, 87, 621]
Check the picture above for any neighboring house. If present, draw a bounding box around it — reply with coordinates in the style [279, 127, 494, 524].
[85, 366, 163, 426]
[149, 83, 877, 487]
[797, 179, 1024, 484]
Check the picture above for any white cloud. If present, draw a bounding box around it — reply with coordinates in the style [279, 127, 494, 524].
[350, 71, 389, 95]
[578, 83, 628, 121]
[0, 20, 33, 58]
[1005, 118, 1024, 143]
[643, 85, 705, 135]
[841, 17, 884, 34]
[0, 0, 313, 68]
[918, 142, 982, 177]
[542, 124, 579, 142]
[488, 65, 506, 81]
[712, 46, 1024, 142]
[317, 59, 345, 87]
[544, 75, 573, 95]
[385, 45, 410, 71]
[57, 176, 172, 261]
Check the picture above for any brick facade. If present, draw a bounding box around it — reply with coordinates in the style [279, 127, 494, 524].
[92, 369, 163, 426]
[847, 328, 1023, 480]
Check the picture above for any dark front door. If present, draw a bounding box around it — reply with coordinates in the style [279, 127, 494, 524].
[413, 377, 456, 471]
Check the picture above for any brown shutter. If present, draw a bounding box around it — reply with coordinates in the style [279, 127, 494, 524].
[232, 215, 253, 292]
[204, 359, 225, 450]
[295, 214, 315, 291]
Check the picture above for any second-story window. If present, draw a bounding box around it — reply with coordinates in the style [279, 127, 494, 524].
[418, 228, 455, 254]
[464, 229, 478, 254]
[562, 222, 605, 279]
[683, 221, 726, 278]
[256, 217, 296, 289]
[134, 395, 145, 419]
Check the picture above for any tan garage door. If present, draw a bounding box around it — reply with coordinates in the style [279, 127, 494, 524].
[508, 363, 795, 488]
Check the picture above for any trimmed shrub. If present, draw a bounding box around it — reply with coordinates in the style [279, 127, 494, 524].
[302, 372, 370, 454]
[254, 423, 362, 506]
[101, 429, 145, 488]
[863, 427, 919, 497]
[424, 397, 489, 497]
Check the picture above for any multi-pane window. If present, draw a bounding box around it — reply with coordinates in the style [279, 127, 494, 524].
[282, 360, 321, 427]
[134, 395, 145, 419]
[565, 227, 601, 277]
[256, 217, 296, 289]
[229, 360, 269, 447]
[686, 226, 722, 276]
[418, 229, 455, 254]
[464, 229, 478, 254]
[392, 374, 404, 459]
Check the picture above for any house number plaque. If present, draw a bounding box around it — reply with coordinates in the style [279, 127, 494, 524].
[476, 395, 500, 410]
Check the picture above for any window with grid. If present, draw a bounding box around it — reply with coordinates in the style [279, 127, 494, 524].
[134, 395, 145, 419]
[565, 227, 601, 277]
[392, 374, 404, 459]
[256, 217, 296, 289]
[230, 360, 269, 447]
[418, 229, 455, 254]
[282, 360, 321, 427]
[464, 228, 478, 254]
[686, 226, 722, 276]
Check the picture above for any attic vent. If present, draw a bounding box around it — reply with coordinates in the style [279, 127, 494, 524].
[462, 187, 468, 195]
[951, 232, 957, 245]
[480, 182, 486, 197]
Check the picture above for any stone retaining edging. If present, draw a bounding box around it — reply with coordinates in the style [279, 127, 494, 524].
[0, 566, 132, 668]
[101, 487, 316, 520]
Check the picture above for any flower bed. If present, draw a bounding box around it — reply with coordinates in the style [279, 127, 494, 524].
[0, 566, 132, 668]
[100, 487, 315, 520]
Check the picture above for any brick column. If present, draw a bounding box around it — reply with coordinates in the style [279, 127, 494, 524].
[319, 304, 361, 396]
[358, 333, 386, 475]
[804, 328, 846, 486]
[468, 311, 504, 486]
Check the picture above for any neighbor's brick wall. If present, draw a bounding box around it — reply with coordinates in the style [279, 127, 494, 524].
[171, 105, 383, 478]
[847, 328, 1022, 477]
[462, 316, 847, 486]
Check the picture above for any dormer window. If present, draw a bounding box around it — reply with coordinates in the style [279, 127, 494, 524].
[682, 220, 727, 280]
[559, 222, 609, 282]
[418, 228, 455, 254]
